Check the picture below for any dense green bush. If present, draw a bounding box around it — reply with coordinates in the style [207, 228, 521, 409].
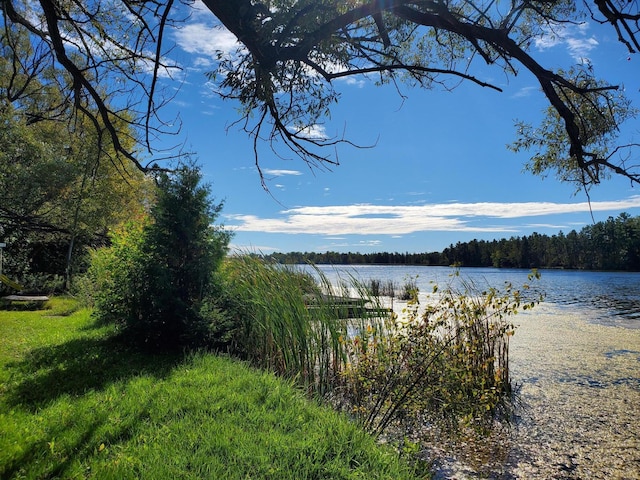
[89, 163, 231, 350]
[85, 215, 148, 321]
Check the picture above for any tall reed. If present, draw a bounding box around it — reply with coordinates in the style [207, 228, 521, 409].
[220, 257, 389, 396]
[221, 258, 542, 444]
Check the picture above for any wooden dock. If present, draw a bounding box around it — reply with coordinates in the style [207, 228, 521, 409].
[304, 294, 391, 318]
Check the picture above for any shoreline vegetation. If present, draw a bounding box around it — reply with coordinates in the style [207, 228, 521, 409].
[0, 298, 421, 479]
[264, 213, 640, 272]
[0, 259, 540, 479]
[0, 168, 545, 478]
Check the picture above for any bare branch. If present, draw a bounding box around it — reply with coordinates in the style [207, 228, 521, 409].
[591, 0, 640, 53]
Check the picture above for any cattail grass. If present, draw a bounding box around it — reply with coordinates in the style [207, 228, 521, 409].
[221, 257, 388, 397]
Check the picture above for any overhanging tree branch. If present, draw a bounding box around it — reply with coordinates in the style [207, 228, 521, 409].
[1, 0, 638, 190]
[204, 0, 638, 190]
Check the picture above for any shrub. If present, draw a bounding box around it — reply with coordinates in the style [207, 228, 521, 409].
[338, 271, 543, 441]
[381, 279, 396, 298]
[368, 278, 382, 296]
[90, 162, 231, 350]
[398, 276, 418, 300]
[82, 214, 148, 314]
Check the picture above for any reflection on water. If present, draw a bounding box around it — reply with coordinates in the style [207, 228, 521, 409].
[307, 266, 640, 479]
[310, 265, 640, 328]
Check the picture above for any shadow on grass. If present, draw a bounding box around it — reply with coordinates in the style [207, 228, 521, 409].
[4, 332, 182, 411]
[0, 302, 43, 312]
[1, 325, 187, 478]
[2, 395, 157, 480]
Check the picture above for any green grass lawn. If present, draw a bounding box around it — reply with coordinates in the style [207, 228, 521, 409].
[0, 298, 423, 479]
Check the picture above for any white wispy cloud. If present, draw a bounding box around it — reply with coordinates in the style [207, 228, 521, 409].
[313, 239, 384, 251]
[361, 240, 383, 246]
[525, 223, 570, 229]
[512, 86, 538, 98]
[59, 17, 182, 80]
[534, 22, 598, 62]
[338, 76, 367, 88]
[228, 244, 280, 254]
[225, 197, 640, 236]
[132, 54, 183, 80]
[566, 36, 599, 62]
[263, 169, 304, 177]
[191, 57, 215, 69]
[290, 124, 329, 141]
[173, 23, 240, 58]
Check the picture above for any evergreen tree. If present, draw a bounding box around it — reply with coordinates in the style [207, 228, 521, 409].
[94, 161, 231, 350]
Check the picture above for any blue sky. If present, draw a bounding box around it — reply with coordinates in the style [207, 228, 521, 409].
[152, 2, 640, 254]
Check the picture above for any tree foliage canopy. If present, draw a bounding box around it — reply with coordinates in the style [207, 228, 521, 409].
[0, 25, 150, 239]
[0, 27, 152, 288]
[1, 0, 639, 189]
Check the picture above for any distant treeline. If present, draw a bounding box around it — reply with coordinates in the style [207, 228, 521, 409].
[265, 213, 640, 271]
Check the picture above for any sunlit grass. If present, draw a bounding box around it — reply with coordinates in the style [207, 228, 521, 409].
[0, 302, 421, 479]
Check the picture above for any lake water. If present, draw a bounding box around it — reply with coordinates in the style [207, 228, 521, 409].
[306, 265, 640, 479]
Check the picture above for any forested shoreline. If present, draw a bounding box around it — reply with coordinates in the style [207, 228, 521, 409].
[266, 213, 640, 271]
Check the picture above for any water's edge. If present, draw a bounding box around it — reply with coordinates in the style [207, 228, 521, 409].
[307, 266, 640, 479]
[428, 305, 640, 479]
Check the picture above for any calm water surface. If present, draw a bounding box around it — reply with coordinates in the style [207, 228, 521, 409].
[308, 265, 640, 479]
[310, 265, 640, 328]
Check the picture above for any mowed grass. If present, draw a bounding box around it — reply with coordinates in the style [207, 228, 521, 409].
[0, 299, 421, 479]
